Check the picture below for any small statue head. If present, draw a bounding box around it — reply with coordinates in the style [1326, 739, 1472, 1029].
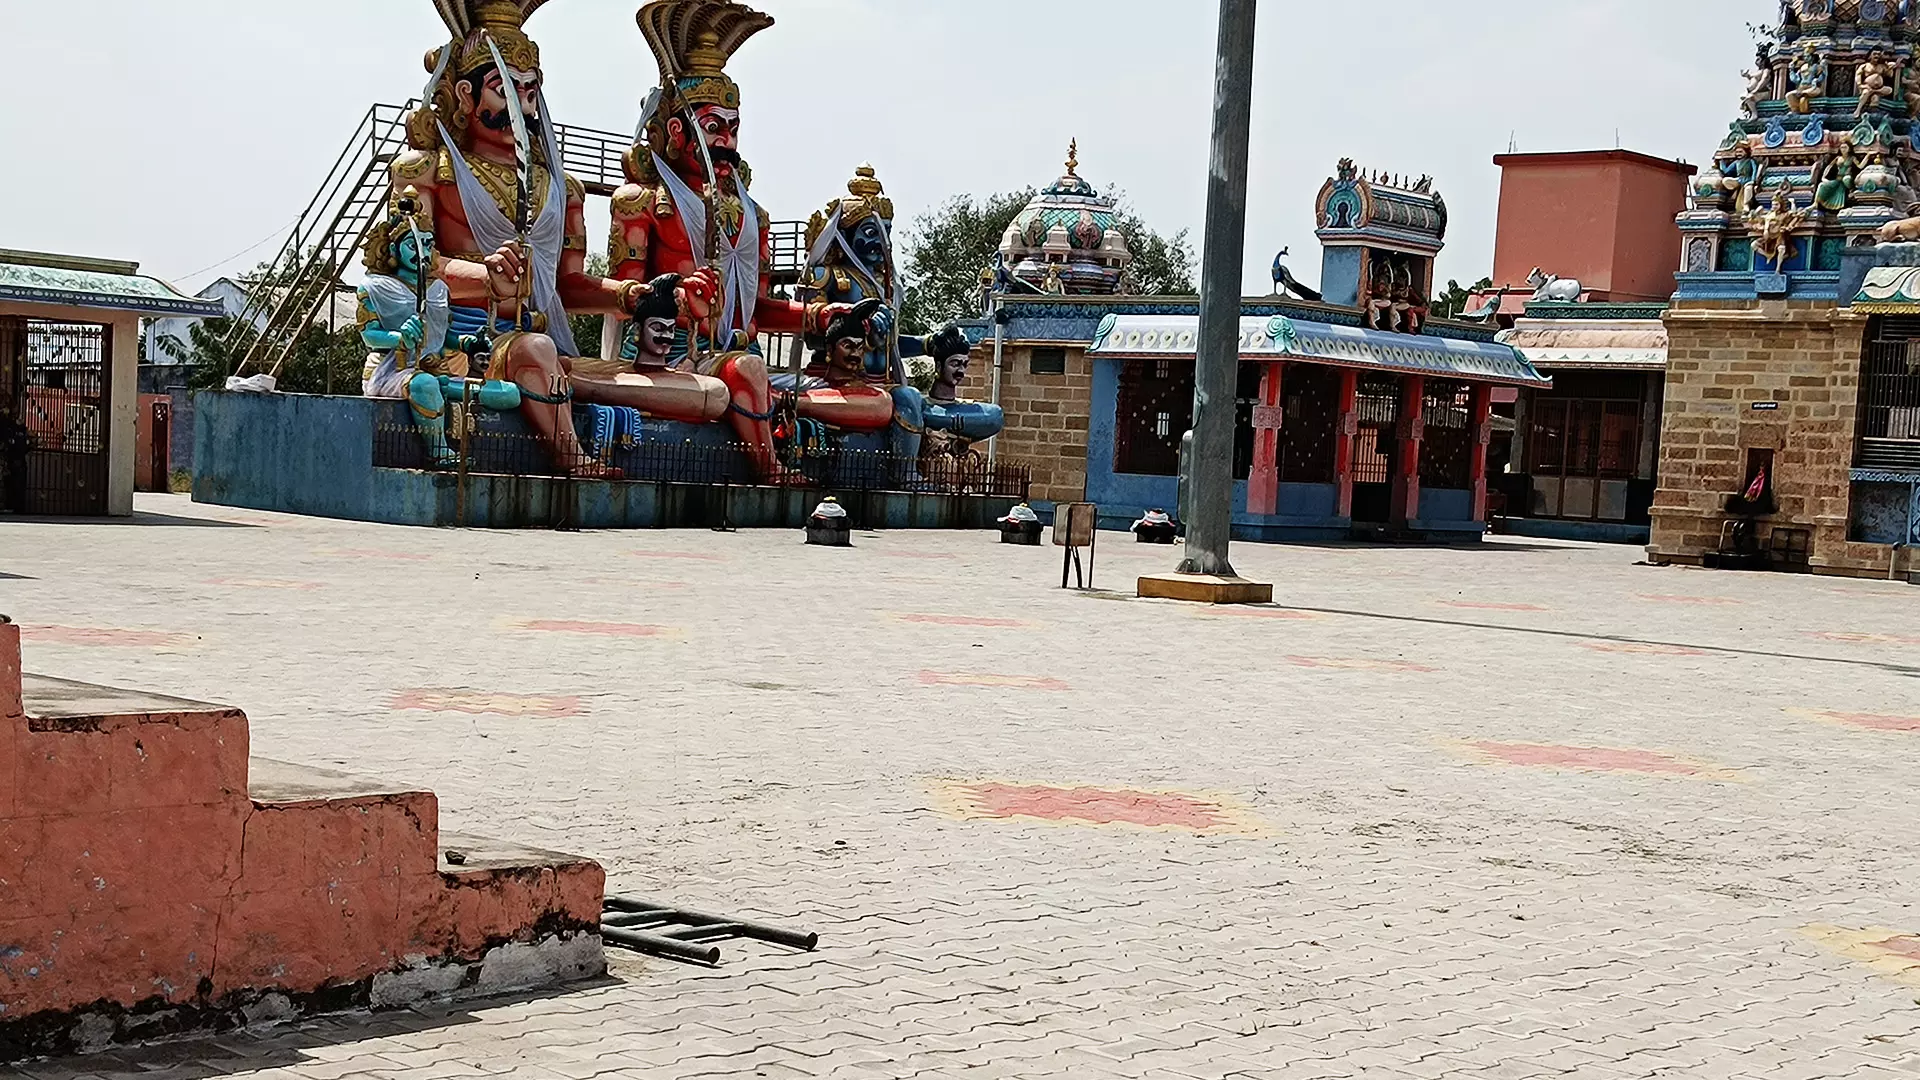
[365, 189, 436, 280]
[928, 326, 972, 400]
[815, 297, 884, 376]
[631, 273, 683, 366]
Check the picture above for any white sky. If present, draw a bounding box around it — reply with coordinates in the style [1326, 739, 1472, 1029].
[4, 0, 1760, 295]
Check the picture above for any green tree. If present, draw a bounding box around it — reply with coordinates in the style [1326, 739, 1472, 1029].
[898, 188, 1197, 335]
[1430, 276, 1494, 320]
[569, 253, 611, 359]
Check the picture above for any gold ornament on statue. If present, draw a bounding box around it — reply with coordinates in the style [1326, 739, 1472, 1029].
[637, 0, 773, 111]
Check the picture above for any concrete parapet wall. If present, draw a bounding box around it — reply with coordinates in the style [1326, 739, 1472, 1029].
[0, 622, 604, 1059]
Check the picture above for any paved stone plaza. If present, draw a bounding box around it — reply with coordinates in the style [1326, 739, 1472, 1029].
[4, 494, 1920, 1079]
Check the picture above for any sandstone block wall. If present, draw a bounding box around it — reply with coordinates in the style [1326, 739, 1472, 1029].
[1653, 300, 1891, 575]
[967, 344, 1093, 506]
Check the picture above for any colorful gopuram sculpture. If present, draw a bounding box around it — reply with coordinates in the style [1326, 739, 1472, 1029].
[996, 141, 1135, 295]
[1680, 0, 1920, 299]
[610, 0, 900, 471]
[395, 0, 785, 478]
[1314, 158, 1443, 331]
[358, 191, 523, 468]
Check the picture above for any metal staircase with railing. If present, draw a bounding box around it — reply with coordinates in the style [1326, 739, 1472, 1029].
[229, 102, 806, 380]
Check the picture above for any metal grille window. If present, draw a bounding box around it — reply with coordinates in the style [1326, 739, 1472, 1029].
[1030, 347, 1068, 376]
[1351, 374, 1400, 486]
[1860, 317, 1920, 470]
[1278, 365, 1339, 484]
[1115, 356, 1193, 476]
[1419, 380, 1474, 489]
[1527, 396, 1641, 521]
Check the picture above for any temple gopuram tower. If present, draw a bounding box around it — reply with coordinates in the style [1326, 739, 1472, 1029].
[998, 142, 1134, 295]
[1652, 0, 1920, 576]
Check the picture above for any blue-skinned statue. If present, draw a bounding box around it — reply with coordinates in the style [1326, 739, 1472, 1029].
[798, 165, 927, 468]
[923, 325, 1003, 456]
[358, 189, 522, 468]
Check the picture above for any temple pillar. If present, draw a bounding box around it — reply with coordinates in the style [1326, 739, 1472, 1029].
[1247, 362, 1285, 516]
[1469, 383, 1494, 523]
[1333, 369, 1359, 519]
[1392, 376, 1425, 529]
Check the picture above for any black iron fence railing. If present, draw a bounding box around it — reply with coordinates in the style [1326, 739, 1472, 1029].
[372, 423, 1031, 501]
[1859, 339, 1920, 470]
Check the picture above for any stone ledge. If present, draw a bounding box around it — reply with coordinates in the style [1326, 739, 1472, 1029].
[1137, 573, 1275, 605]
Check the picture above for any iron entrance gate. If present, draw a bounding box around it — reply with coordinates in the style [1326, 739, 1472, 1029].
[0, 318, 112, 516]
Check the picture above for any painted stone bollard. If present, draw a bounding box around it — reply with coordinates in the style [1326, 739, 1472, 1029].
[806, 497, 852, 547]
[1132, 508, 1180, 544]
[999, 503, 1044, 545]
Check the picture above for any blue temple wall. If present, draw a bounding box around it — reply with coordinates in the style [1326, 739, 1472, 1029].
[1318, 247, 1364, 308]
[1081, 356, 1481, 542]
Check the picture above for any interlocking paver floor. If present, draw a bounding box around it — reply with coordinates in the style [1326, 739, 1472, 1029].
[6, 493, 1920, 1079]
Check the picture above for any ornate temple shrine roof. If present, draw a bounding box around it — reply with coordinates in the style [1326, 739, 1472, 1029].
[1314, 159, 1448, 256]
[0, 250, 224, 318]
[1088, 314, 1550, 388]
[998, 141, 1134, 295]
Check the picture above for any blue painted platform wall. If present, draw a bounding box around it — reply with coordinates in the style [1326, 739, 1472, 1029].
[193, 392, 1011, 530]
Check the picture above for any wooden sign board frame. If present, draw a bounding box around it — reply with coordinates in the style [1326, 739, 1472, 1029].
[1054, 502, 1098, 590]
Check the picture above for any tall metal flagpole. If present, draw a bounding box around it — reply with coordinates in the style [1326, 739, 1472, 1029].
[1178, 0, 1257, 579]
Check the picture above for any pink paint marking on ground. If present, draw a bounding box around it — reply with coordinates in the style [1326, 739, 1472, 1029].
[1811, 710, 1920, 733]
[1581, 641, 1709, 657]
[391, 689, 585, 719]
[1437, 601, 1551, 612]
[203, 578, 323, 591]
[1466, 741, 1712, 777]
[317, 548, 432, 561]
[1285, 656, 1439, 673]
[1637, 594, 1744, 606]
[630, 551, 727, 562]
[895, 614, 1031, 628]
[1868, 935, 1920, 963]
[956, 783, 1232, 831]
[918, 671, 1070, 691]
[22, 625, 197, 649]
[1807, 631, 1920, 647]
[512, 620, 672, 638]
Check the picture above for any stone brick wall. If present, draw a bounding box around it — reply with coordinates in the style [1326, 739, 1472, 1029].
[1652, 299, 1886, 575]
[965, 343, 1094, 505]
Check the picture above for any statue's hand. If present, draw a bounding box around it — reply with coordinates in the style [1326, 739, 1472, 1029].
[399, 316, 426, 352]
[868, 306, 895, 339]
[484, 245, 523, 299]
[676, 268, 720, 326]
[456, 334, 483, 355]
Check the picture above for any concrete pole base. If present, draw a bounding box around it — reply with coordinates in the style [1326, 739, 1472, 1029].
[1136, 573, 1274, 605]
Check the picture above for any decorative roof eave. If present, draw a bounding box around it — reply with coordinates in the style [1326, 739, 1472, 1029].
[0, 262, 225, 319]
[1853, 265, 1920, 311]
[1509, 348, 1668, 372]
[1089, 314, 1551, 388]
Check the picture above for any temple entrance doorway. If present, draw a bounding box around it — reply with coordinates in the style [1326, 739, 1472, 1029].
[1350, 373, 1400, 524]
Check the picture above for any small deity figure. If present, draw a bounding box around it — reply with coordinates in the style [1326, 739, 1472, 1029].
[1902, 62, 1920, 118]
[1041, 263, 1067, 295]
[1720, 143, 1767, 216]
[1740, 45, 1775, 119]
[1857, 50, 1895, 115]
[357, 191, 522, 469]
[1787, 44, 1827, 114]
[1814, 136, 1860, 210]
[1749, 187, 1811, 266]
[921, 325, 1004, 455]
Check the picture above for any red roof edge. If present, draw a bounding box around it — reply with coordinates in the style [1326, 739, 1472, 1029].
[1491, 148, 1697, 176]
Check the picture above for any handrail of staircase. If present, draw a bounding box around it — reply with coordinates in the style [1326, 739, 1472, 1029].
[232, 104, 413, 376]
[229, 103, 413, 373]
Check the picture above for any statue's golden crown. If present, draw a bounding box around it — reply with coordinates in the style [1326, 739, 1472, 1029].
[637, 0, 773, 110]
[430, 0, 549, 76]
[805, 164, 895, 255]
